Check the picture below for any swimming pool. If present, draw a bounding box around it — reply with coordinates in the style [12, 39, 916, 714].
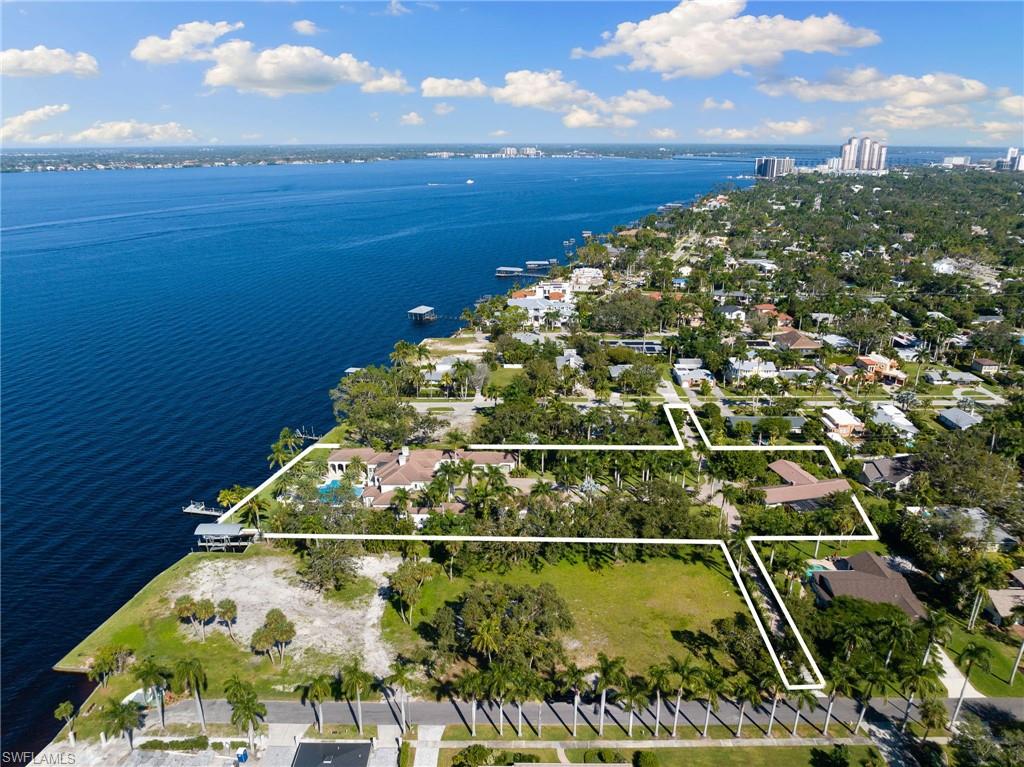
[319, 480, 363, 498]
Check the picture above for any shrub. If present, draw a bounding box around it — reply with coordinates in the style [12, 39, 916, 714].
[399, 741, 412, 767]
[452, 745, 494, 767]
[496, 753, 540, 765]
[138, 736, 209, 752]
[633, 752, 658, 767]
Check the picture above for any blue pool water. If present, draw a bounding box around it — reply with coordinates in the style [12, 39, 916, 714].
[320, 480, 364, 497]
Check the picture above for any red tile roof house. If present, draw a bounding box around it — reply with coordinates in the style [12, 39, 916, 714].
[812, 552, 928, 620]
[751, 303, 793, 327]
[326, 447, 516, 509]
[855, 354, 908, 388]
[759, 459, 851, 507]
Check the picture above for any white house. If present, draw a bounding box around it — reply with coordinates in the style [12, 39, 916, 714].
[725, 354, 778, 383]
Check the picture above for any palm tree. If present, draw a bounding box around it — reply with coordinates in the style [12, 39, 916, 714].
[483, 663, 514, 736]
[667, 655, 701, 737]
[455, 670, 483, 737]
[949, 642, 992, 726]
[761, 679, 782, 733]
[731, 675, 762, 738]
[217, 599, 238, 643]
[194, 598, 215, 641]
[789, 688, 817, 737]
[646, 664, 672, 737]
[918, 696, 948, 741]
[559, 662, 588, 737]
[471, 615, 502, 663]
[133, 656, 170, 730]
[340, 657, 373, 735]
[854, 661, 888, 734]
[899, 658, 942, 733]
[386, 660, 416, 733]
[54, 701, 76, 745]
[592, 653, 626, 736]
[618, 675, 649, 737]
[224, 673, 250, 704]
[822, 663, 855, 736]
[230, 689, 267, 754]
[879, 614, 915, 668]
[1009, 604, 1024, 685]
[532, 676, 554, 738]
[300, 674, 334, 734]
[918, 610, 952, 667]
[100, 701, 142, 751]
[699, 667, 725, 738]
[239, 496, 268, 530]
[173, 656, 208, 734]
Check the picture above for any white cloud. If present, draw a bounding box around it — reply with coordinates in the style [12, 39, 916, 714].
[131, 20, 244, 63]
[489, 129, 509, 137]
[607, 89, 673, 115]
[999, 95, 1024, 117]
[421, 76, 489, 98]
[698, 116, 819, 141]
[0, 105, 197, 145]
[399, 111, 424, 125]
[0, 45, 99, 77]
[133, 22, 410, 96]
[701, 97, 734, 111]
[0, 103, 69, 144]
[573, 0, 879, 79]
[241, 132, 262, 140]
[698, 126, 759, 141]
[759, 67, 990, 108]
[650, 127, 678, 140]
[421, 69, 670, 129]
[432, 102, 455, 116]
[292, 20, 321, 36]
[978, 120, 1023, 142]
[562, 107, 636, 129]
[70, 120, 197, 144]
[384, 0, 412, 16]
[862, 103, 973, 131]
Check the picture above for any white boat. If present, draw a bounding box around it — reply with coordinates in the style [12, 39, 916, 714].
[465, 179, 475, 185]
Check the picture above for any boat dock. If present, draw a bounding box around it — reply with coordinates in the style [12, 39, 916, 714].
[495, 266, 524, 277]
[407, 305, 437, 322]
[525, 259, 558, 271]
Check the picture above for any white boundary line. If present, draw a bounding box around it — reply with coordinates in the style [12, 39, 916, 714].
[218, 404, 880, 691]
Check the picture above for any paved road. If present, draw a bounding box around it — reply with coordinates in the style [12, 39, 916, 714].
[160, 695, 1023, 736]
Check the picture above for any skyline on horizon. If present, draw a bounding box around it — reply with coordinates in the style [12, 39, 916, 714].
[2, 1, 1023, 148]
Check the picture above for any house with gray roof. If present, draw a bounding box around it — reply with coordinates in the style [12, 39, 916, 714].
[937, 407, 983, 431]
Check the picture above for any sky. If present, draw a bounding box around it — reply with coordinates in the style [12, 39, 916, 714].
[1, 0, 1022, 147]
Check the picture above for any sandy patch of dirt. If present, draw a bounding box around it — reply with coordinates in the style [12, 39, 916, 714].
[173, 553, 401, 676]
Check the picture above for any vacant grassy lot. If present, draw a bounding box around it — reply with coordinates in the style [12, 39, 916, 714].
[487, 367, 525, 391]
[382, 552, 747, 671]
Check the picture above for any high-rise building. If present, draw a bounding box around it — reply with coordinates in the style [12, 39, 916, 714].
[754, 156, 795, 178]
[838, 136, 887, 171]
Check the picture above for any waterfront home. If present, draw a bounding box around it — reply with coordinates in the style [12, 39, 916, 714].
[774, 328, 821, 353]
[725, 353, 778, 383]
[812, 552, 927, 620]
[569, 267, 606, 291]
[937, 407, 983, 431]
[860, 456, 915, 491]
[325, 447, 516, 509]
[507, 295, 576, 329]
[971, 357, 1000, 375]
[760, 459, 851, 507]
[822, 407, 864, 438]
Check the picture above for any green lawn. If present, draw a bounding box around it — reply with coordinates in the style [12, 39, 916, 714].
[441, 722, 830, 742]
[946, 619, 1024, 697]
[487, 367, 525, 391]
[320, 423, 351, 443]
[566, 746, 883, 767]
[382, 553, 747, 672]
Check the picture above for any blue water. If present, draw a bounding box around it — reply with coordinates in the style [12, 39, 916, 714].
[0, 156, 758, 752]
